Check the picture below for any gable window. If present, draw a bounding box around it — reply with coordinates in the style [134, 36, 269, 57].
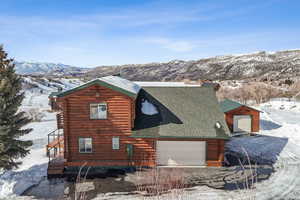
[79, 138, 92, 153]
[112, 137, 120, 150]
[90, 103, 107, 119]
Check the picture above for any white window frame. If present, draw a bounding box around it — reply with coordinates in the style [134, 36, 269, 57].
[79, 137, 93, 153]
[112, 136, 120, 150]
[90, 103, 107, 119]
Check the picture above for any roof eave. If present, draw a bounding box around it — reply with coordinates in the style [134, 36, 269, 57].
[223, 105, 262, 113]
[129, 135, 231, 140]
[56, 79, 137, 99]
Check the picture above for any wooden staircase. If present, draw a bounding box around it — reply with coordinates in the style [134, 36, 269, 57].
[47, 158, 65, 178]
[46, 125, 65, 178]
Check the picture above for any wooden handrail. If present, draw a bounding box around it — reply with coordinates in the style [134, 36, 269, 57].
[47, 128, 64, 162]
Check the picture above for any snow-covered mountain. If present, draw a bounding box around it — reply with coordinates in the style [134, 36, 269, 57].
[15, 61, 87, 76]
[15, 49, 300, 81]
[86, 50, 300, 81]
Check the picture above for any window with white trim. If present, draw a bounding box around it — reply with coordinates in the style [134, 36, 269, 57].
[90, 103, 107, 119]
[79, 138, 92, 153]
[112, 137, 120, 150]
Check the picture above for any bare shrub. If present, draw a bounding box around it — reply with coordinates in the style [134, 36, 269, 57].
[74, 163, 91, 200]
[290, 80, 300, 97]
[217, 82, 284, 104]
[22, 81, 39, 90]
[234, 148, 258, 200]
[25, 108, 45, 122]
[135, 168, 188, 199]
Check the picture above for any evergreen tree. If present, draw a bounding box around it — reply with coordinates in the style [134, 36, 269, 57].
[0, 45, 32, 170]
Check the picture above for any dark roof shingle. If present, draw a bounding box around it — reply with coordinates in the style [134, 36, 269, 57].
[219, 99, 243, 113]
[132, 87, 230, 139]
[219, 99, 261, 113]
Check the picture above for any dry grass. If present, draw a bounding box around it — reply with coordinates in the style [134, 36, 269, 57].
[74, 163, 91, 200]
[70, 152, 259, 200]
[135, 167, 190, 200]
[234, 148, 258, 200]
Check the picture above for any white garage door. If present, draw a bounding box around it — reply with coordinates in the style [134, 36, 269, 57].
[156, 141, 206, 166]
[233, 115, 252, 132]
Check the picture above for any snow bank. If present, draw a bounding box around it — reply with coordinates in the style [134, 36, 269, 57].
[261, 98, 300, 113]
[141, 100, 158, 115]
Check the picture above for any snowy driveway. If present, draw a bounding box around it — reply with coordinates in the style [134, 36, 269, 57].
[225, 106, 300, 199]
[226, 135, 288, 165]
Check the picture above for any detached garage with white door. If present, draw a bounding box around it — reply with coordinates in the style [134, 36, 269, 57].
[220, 99, 261, 133]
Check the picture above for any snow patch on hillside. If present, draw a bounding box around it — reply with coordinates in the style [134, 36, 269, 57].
[15, 61, 86, 75]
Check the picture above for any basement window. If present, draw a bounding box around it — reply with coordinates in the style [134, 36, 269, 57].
[79, 138, 93, 153]
[112, 137, 120, 150]
[90, 103, 107, 119]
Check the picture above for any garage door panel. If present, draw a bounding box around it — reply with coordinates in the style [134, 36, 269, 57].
[156, 141, 206, 166]
[233, 115, 252, 132]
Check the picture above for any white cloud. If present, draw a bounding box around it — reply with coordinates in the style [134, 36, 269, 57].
[144, 38, 196, 52]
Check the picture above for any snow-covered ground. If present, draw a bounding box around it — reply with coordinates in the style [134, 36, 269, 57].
[225, 99, 300, 199]
[0, 77, 82, 199]
[0, 93, 56, 198]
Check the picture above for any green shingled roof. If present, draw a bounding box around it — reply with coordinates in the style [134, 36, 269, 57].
[219, 99, 243, 113]
[49, 91, 62, 98]
[132, 87, 230, 139]
[219, 99, 261, 113]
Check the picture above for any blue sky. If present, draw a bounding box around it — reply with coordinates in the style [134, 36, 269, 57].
[0, 0, 299, 67]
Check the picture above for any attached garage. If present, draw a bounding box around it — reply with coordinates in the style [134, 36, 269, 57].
[233, 115, 252, 132]
[132, 86, 231, 167]
[156, 141, 206, 166]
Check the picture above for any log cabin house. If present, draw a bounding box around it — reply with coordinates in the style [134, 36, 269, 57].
[220, 99, 260, 134]
[46, 76, 230, 177]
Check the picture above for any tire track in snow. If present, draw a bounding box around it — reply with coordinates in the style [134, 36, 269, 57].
[254, 110, 300, 199]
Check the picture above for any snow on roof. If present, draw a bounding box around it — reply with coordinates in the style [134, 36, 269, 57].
[135, 81, 201, 87]
[57, 76, 205, 98]
[99, 76, 141, 95]
[141, 100, 158, 115]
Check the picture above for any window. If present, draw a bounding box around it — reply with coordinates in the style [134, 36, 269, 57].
[79, 138, 92, 153]
[112, 137, 120, 150]
[90, 103, 107, 119]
